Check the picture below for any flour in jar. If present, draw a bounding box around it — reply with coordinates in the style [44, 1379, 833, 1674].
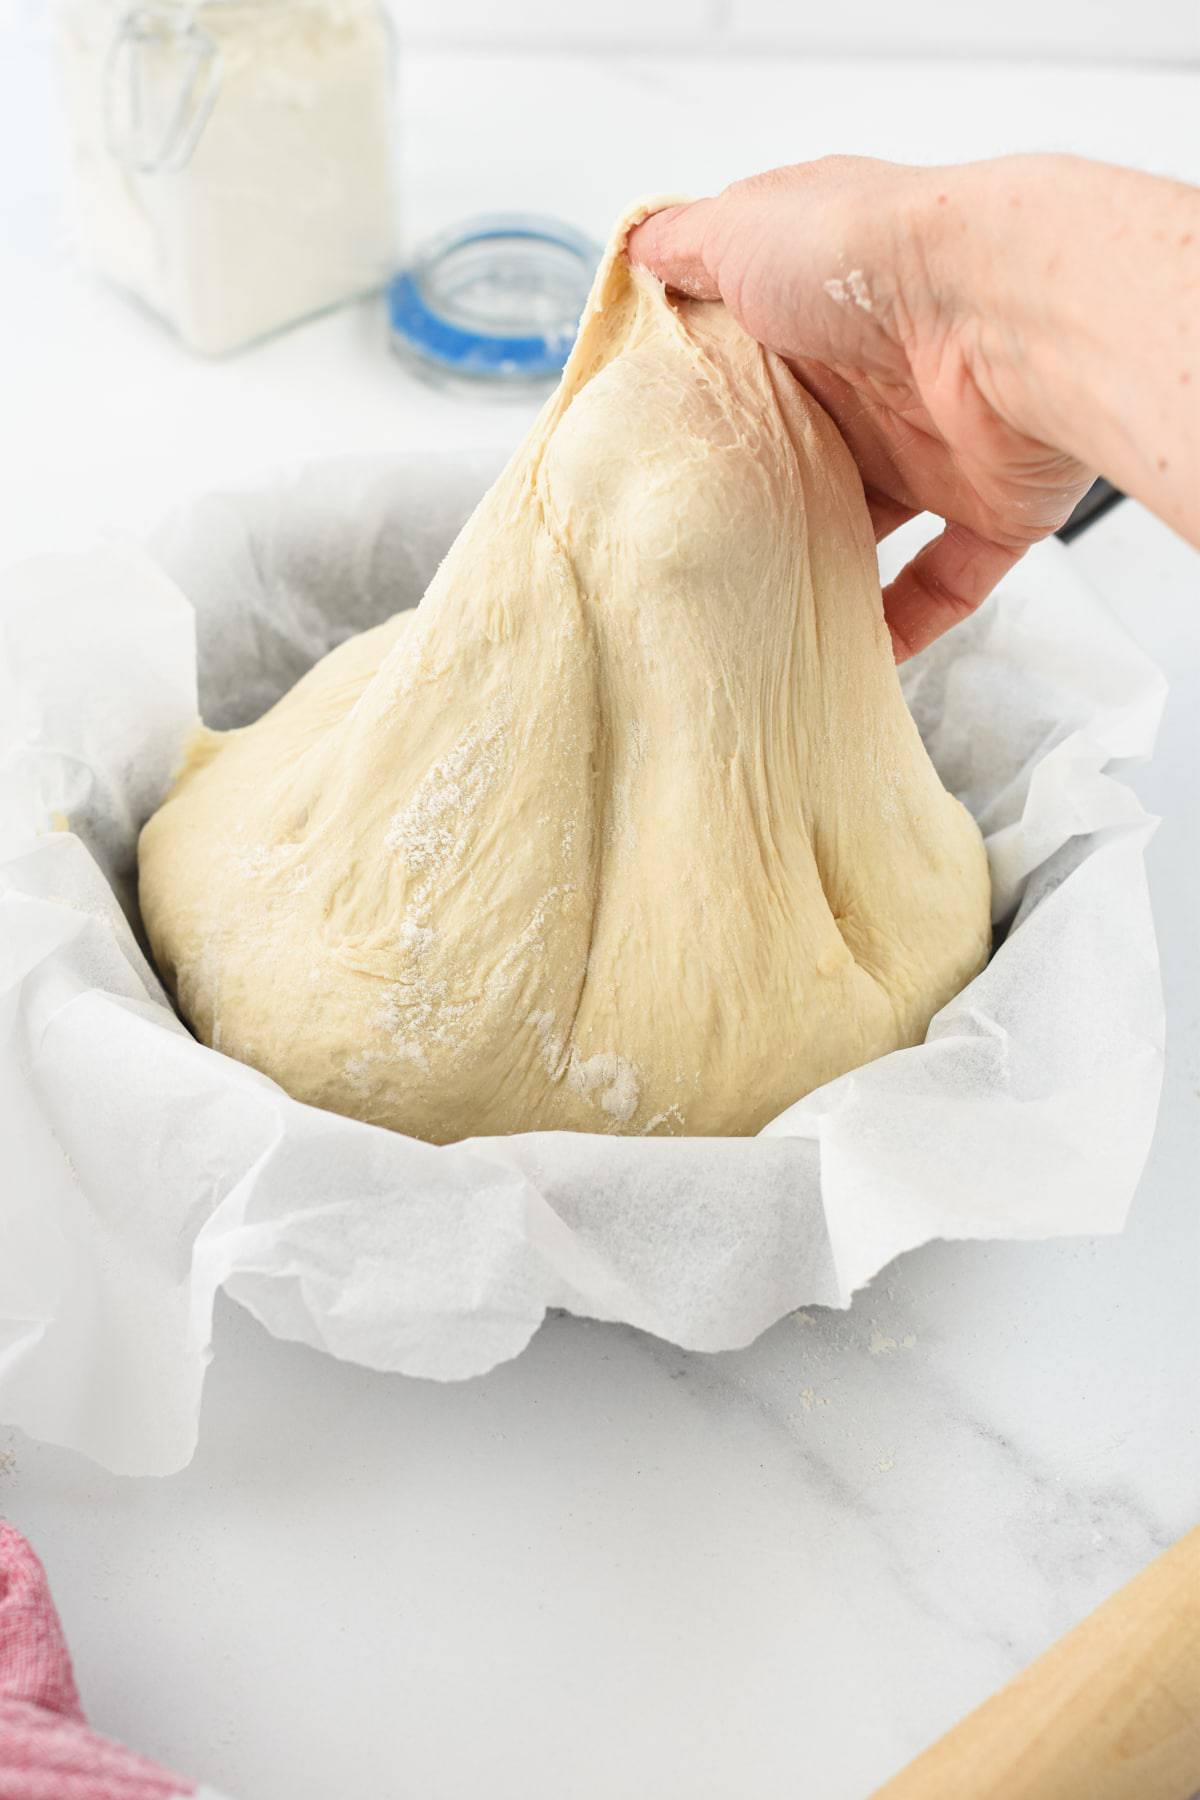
[55, 0, 396, 354]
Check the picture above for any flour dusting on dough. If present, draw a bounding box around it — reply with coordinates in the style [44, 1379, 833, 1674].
[385, 706, 506, 884]
[641, 1103, 685, 1135]
[567, 1047, 641, 1126]
[529, 1009, 642, 1126]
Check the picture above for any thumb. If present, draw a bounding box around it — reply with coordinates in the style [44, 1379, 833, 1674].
[626, 200, 722, 299]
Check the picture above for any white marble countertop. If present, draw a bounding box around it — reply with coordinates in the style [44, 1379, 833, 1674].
[0, 28, 1197, 1800]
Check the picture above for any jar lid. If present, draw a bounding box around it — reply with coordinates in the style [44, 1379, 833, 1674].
[388, 214, 601, 391]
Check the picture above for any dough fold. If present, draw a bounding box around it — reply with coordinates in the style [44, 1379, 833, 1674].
[139, 202, 991, 1143]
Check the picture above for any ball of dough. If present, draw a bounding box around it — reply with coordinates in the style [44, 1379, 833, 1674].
[139, 203, 991, 1144]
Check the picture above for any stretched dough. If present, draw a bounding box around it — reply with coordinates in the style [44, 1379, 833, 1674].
[139, 204, 990, 1144]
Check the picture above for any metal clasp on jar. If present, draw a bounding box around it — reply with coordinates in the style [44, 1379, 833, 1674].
[104, 4, 223, 173]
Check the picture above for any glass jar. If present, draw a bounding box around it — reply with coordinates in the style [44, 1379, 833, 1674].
[55, 0, 398, 355]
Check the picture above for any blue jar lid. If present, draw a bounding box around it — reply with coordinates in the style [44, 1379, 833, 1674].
[388, 214, 601, 390]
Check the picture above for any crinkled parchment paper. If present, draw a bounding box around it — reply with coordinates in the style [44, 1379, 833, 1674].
[0, 455, 1165, 1474]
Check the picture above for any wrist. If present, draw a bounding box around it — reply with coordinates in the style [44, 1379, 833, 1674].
[911, 156, 1094, 456]
[914, 154, 1200, 547]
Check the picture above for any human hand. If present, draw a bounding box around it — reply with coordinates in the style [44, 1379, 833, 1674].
[628, 157, 1095, 659]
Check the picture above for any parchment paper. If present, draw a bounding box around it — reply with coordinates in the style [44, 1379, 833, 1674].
[0, 454, 1166, 1474]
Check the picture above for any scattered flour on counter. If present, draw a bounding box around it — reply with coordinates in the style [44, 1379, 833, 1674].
[868, 1323, 917, 1355]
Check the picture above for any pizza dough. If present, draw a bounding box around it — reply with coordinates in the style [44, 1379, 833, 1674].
[138, 203, 991, 1144]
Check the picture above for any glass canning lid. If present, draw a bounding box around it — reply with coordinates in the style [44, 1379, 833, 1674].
[388, 214, 602, 394]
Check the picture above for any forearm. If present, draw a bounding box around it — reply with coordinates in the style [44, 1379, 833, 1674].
[925, 155, 1199, 544]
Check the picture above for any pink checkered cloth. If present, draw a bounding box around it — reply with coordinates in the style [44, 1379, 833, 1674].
[0, 1520, 196, 1800]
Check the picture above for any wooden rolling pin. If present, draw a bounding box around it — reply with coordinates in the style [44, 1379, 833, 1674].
[872, 1526, 1200, 1800]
